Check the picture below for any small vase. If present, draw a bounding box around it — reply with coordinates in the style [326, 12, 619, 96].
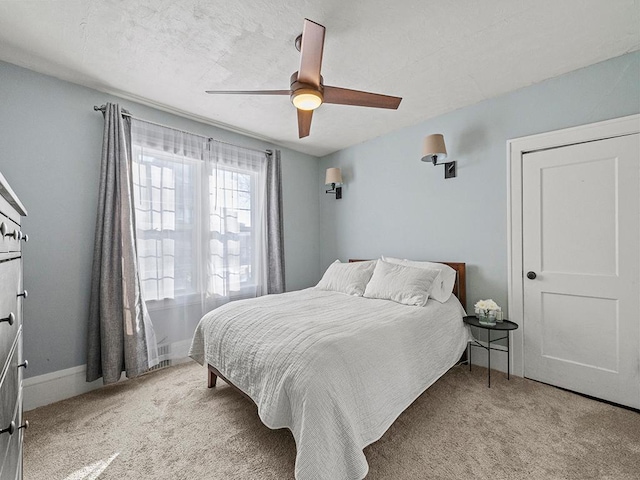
[478, 309, 496, 326]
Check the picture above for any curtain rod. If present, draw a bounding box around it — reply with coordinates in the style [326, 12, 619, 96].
[93, 105, 273, 156]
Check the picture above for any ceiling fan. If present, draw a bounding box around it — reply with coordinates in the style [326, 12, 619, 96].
[206, 19, 402, 139]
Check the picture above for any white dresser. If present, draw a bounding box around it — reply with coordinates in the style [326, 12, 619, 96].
[0, 173, 28, 480]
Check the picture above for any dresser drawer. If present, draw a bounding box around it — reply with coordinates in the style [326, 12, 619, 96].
[0, 260, 20, 372]
[0, 214, 20, 255]
[0, 333, 21, 475]
[0, 391, 22, 480]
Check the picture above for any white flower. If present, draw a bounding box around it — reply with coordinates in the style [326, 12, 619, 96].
[475, 299, 500, 312]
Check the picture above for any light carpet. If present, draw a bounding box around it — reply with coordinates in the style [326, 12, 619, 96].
[24, 362, 640, 479]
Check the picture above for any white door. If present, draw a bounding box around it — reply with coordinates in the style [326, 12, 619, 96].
[523, 133, 640, 409]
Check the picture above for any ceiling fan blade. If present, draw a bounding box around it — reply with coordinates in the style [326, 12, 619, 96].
[297, 109, 313, 138]
[323, 86, 402, 109]
[205, 90, 290, 95]
[298, 19, 325, 87]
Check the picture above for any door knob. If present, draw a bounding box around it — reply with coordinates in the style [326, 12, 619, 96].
[527, 271, 537, 280]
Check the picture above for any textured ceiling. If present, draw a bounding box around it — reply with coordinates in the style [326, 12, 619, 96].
[0, 0, 638, 157]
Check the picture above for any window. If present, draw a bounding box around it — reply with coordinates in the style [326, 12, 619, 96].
[207, 167, 256, 297]
[130, 121, 267, 306]
[131, 150, 200, 301]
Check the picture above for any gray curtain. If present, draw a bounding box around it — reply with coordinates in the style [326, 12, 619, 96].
[266, 150, 285, 293]
[87, 103, 159, 384]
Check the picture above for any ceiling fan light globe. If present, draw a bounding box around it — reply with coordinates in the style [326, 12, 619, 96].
[291, 89, 323, 111]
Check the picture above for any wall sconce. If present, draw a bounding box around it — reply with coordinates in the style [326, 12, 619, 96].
[325, 167, 343, 199]
[421, 134, 456, 179]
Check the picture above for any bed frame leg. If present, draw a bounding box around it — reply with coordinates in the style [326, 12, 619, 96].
[208, 368, 217, 388]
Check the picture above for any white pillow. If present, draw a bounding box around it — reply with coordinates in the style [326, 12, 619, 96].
[382, 256, 457, 303]
[316, 260, 376, 296]
[363, 260, 440, 307]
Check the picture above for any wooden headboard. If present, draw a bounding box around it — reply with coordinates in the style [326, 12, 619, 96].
[349, 259, 466, 306]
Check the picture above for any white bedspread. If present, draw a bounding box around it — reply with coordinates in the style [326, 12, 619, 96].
[189, 288, 471, 480]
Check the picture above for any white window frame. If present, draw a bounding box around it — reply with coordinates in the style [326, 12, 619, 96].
[132, 143, 262, 310]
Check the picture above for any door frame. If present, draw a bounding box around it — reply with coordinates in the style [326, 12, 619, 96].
[507, 114, 640, 377]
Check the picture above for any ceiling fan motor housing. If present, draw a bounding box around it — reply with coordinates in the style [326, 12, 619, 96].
[290, 72, 323, 92]
[290, 72, 324, 110]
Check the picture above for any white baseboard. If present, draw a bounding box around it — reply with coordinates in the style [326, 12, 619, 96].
[23, 365, 126, 411]
[24, 340, 194, 411]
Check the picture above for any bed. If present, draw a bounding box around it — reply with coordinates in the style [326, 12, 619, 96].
[189, 260, 470, 480]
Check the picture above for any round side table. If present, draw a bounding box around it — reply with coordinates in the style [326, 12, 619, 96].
[463, 316, 519, 388]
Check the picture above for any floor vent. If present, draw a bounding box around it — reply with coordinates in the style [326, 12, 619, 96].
[146, 344, 172, 372]
[147, 359, 171, 372]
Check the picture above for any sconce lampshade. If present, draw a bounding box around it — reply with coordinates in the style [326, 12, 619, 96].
[421, 134, 448, 164]
[325, 167, 343, 185]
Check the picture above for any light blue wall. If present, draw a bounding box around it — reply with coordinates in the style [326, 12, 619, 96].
[2, 51, 638, 378]
[0, 61, 320, 377]
[319, 51, 640, 313]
